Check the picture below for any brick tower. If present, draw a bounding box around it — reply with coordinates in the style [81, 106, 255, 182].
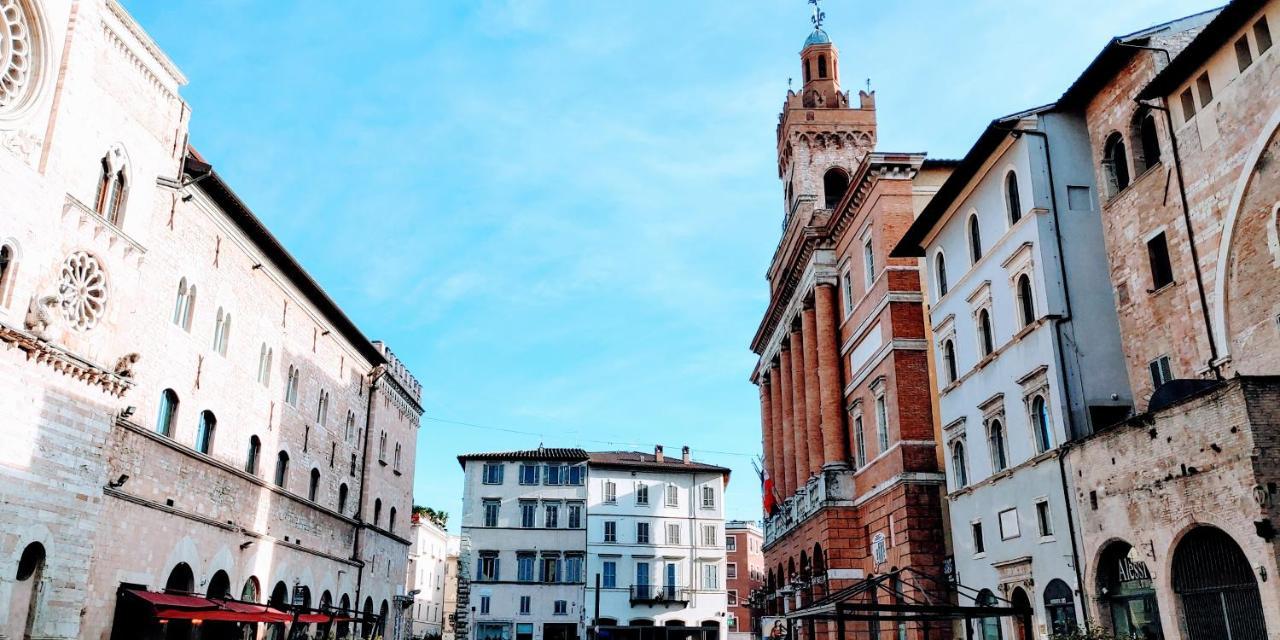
[749, 5, 948, 639]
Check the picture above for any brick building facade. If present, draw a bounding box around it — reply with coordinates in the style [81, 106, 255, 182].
[748, 18, 949, 640]
[0, 1, 421, 638]
[724, 521, 763, 640]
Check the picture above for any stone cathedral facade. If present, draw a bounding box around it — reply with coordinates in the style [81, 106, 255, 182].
[0, 1, 421, 638]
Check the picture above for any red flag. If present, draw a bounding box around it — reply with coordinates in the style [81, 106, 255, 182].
[762, 466, 776, 515]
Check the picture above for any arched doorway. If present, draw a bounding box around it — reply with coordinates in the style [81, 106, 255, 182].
[362, 597, 375, 639]
[379, 599, 390, 637]
[1009, 587, 1031, 640]
[165, 563, 196, 640]
[11, 542, 46, 640]
[1042, 579, 1077, 636]
[266, 582, 289, 640]
[1097, 541, 1163, 639]
[240, 577, 261, 640]
[976, 589, 1002, 640]
[1172, 527, 1267, 640]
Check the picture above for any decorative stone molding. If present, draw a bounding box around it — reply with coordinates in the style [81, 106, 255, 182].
[0, 321, 134, 397]
[62, 193, 146, 266]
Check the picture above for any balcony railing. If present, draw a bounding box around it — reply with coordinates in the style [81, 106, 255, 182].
[629, 585, 690, 604]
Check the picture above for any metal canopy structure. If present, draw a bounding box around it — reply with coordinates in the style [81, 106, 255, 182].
[782, 568, 1032, 640]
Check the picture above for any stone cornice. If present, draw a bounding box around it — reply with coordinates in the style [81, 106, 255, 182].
[0, 322, 134, 397]
[752, 153, 925, 358]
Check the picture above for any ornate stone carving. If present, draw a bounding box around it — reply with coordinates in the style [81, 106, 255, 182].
[113, 352, 139, 379]
[58, 251, 107, 331]
[23, 292, 58, 338]
[0, 0, 39, 112]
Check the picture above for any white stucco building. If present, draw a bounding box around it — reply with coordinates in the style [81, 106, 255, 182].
[457, 449, 591, 640]
[893, 103, 1134, 638]
[586, 447, 730, 640]
[409, 515, 454, 638]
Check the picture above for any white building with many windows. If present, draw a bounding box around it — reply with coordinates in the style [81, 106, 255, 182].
[409, 514, 454, 638]
[456, 447, 731, 640]
[457, 449, 591, 640]
[586, 447, 730, 640]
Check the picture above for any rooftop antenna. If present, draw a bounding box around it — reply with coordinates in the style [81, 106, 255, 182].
[866, 78, 872, 92]
[788, 77, 793, 91]
[809, 0, 825, 30]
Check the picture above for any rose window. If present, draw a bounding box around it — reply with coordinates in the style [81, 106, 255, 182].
[58, 251, 107, 331]
[0, 0, 39, 111]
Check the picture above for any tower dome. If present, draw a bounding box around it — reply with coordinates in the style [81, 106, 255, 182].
[804, 28, 830, 47]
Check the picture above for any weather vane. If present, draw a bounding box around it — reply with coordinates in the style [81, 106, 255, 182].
[809, 0, 825, 30]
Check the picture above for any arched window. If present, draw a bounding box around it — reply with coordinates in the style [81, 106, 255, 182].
[246, 435, 262, 475]
[1031, 395, 1052, 454]
[823, 168, 849, 209]
[309, 468, 321, 501]
[13, 542, 45, 638]
[346, 411, 355, 441]
[241, 576, 260, 603]
[817, 54, 828, 78]
[257, 344, 273, 386]
[212, 307, 230, 355]
[1103, 132, 1130, 196]
[1005, 171, 1022, 225]
[1017, 274, 1035, 327]
[968, 214, 983, 264]
[95, 148, 129, 226]
[803, 59, 812, 83]
[317, 390, 329, 425]
[156, 389, 179, 437]
[978, 309, 995, 357]
[275, 451, 289, 488]
[1172, 527, 1264, 639]
[389, 507, 397, 533]
[165, 562, 195, 593]
[988, 419, 1008, 472]
[207, 570, 231, 599]
[951, 442, 968, 488]
[0, 243, 16, 308]
[943, 339, 958, 385]
[1043, 579, 1077, 636]
[195, 410, 216, 455]
[935, 252, 948, 298]
[172, 278, 195, 330]
[338, 483, 349, 514]
[285, 365, 300, 406]
[1137, 110, 1161, 171]
[374, 498, 383, 526]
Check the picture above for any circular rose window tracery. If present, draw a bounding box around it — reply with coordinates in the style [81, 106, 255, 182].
[0, 0, 40, 112]
[59, 251, 107, 331]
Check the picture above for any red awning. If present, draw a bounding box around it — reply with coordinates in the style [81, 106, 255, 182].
[125, 589, 220, 613]
[124, 589, 292, 622]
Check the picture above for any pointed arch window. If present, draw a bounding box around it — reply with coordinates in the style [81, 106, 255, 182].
[317, 390, 329, 425]
[156, 389, 179, 437]
[95, 148, 129, 226]
[246, 435, 262, 475]
[389, 507, 398, 533]
[285, 365, 300, 406]
[172, 278, 195, 331]
[1137, 111, 1161, 171]
[212, 307, 231, 355]
[968, 214, 983, 264]
[1005, 171, 1022, 225]
[374, 498, 383, 526]
[275, 451, 290, 488]
[309, 468, 321, 501]
[1017, 275, 1035, 327]
[951, 442, 968, 488]
[345, 411, 356, 441]
[195, 410, 216, 455]
[934, 252, 948, 298]
[257, 344, 273, 386]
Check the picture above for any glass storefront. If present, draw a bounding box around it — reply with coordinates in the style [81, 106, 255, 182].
[1099, 542, 1163, 640]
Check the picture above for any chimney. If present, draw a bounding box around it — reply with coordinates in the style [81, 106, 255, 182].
[654, 445, 664, 463]
[682, 446, 690, 464]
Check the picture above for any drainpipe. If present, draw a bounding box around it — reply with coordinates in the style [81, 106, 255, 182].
[1116, 42, 1222, 379]
[992, 124, 1091, 626]
[354, 365, 388, 617]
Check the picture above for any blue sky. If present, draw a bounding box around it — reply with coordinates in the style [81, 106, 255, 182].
[123, 0, 1217, 529]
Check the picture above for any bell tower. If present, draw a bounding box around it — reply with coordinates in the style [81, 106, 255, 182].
[775, 0, 877, 234]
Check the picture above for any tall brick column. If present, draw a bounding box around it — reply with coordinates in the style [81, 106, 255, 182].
[815, 283, 848, 467]
[778, 346, 797, 497]
[789, 322, 811, 488]
[758, 376, 774, 508]
[769, 362, 785, 498]
[801, 298, 823, 476]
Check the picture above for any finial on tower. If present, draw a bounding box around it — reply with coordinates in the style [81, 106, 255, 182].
[809, 0, 825, 30]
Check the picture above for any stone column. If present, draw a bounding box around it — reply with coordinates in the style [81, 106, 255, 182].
[801, 298, 823, 476]
[789, 322, 810, 488]
[768, 362, 785, 499]
[758, 375, 774, 508]
[815, 283, 848, 467]
[778, 346, 797, 497]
